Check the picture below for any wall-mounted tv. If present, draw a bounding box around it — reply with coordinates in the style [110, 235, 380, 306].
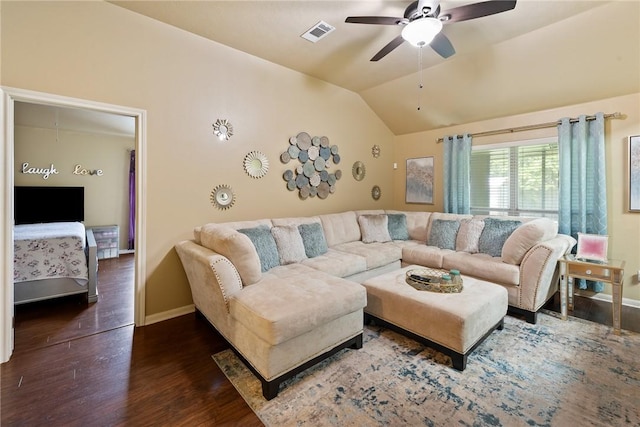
[14, 186, 85, 225]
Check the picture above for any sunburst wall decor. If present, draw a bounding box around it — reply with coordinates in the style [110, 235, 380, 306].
[243, 151, 269, 178]
[213, 119, 233, 141]
[210, 184, 236, 210]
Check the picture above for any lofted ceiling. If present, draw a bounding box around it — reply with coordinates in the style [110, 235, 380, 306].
[107, 1, 639, 134]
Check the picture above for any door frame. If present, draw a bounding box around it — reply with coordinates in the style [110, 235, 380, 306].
[1, 86, 147, 362]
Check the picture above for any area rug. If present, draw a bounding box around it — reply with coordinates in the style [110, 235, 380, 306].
[213, 312, 639, 426]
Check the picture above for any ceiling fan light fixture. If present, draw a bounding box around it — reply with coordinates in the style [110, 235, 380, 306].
[401, 17, 443, 47]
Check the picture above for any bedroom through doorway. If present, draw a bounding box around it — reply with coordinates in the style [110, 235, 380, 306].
[1, 87, 147, 363]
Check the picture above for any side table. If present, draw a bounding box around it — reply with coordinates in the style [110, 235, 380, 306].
[558, 255, 625, 335]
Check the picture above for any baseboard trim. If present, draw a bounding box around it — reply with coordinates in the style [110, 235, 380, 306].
[575, 292, 640, 309]
[145, 304, 195, 325]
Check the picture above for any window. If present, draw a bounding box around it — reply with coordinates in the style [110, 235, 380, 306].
[470, 138, 558, 219]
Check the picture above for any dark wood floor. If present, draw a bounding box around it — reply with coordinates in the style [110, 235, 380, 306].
[1, 254, 262, 426]
[2, 255, 638, 426]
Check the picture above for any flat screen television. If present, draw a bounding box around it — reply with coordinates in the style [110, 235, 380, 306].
[14, 186, 85, 225]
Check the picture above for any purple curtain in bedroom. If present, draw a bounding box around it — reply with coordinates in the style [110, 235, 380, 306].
[128, 150, 135, 250]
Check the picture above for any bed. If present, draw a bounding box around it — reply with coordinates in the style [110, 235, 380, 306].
[13, 186, 98, 304]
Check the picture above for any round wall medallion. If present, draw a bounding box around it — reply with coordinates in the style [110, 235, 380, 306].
[243, 151, 269, 178]
[372, 145, 381, 158]
[352, 161, 366, 181]
[210, 184, 236, 210]
[213, 119, 233, 141]
[372, 185, 381, 200]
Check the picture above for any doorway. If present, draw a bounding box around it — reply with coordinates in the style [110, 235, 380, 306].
[1, 87, 147, 362]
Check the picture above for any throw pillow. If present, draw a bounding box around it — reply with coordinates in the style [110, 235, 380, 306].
[455, 218, 485, 253]
[358, 214, 392, 243]
[502, 218, 558, 265]
[478, 218, 522, 258]
[298, 222, 328, 258]
[427, 219, 460, 250]
[387, 213, 410, 240]
[237, 225, 280, 272]
[271, 225, 307, 265]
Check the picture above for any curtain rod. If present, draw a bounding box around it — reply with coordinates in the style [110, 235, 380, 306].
[435, 112, 624, 143]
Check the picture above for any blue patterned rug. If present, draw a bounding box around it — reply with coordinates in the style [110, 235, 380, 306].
[213, 311, 639, 426]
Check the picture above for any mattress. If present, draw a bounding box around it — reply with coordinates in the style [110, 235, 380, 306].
[14, 222, 89, 285]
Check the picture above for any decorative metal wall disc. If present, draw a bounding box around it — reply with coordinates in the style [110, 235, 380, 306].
[213, 119, 233, 141]
[352, 161, 366, 181]
[280, 151, 291, 163]
[372, 145, 381, 158]
[210, 184, 235, 210]
[296, 132, 312, 150]
[372, 185, 381, 200]
[243, 151, 269, 179]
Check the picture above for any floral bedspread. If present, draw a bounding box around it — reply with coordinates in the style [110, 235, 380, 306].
[14, 222, 88, 284]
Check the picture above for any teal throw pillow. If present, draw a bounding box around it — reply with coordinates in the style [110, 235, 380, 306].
[478, 218, 522, 257]
[387, 214, 410, 240]
[428, 219, 460, 250]
[237, 225, 280, 272]
[298, 222, 328, 258]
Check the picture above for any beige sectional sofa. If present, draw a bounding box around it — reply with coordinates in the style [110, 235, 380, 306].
[175, 209, 576, 399]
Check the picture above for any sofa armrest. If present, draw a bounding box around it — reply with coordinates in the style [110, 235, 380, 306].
[175, 240, 243, 323]
[518, 235, 577, 311]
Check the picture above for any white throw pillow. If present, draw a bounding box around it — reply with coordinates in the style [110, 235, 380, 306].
[455, 219, 485, 253]
[501, 218, 558, 265]
[271, 225, 308, 265]
[358, 214, 392, 243]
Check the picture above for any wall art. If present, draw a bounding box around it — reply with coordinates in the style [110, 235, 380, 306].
[629, 135, 640, 212]
[352, 161, 366, 181]
[280, 132, 341, 200]
[213, 119, 233, 141]
[243, 151, 269, 179]
[406, 156, 434, 204]
[371, 185, 381, 200]
[210, 184, 236, 210]
[372, 145, 380, 158]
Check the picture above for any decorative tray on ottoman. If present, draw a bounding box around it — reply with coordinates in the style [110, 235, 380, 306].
[405, 268, 464, 293]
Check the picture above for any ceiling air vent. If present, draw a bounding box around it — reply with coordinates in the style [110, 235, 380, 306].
[301, 21, 335, 43]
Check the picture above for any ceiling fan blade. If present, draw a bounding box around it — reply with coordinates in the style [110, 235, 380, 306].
[345, 16, 403, 25]
[430, 32, 455, 58]
[371, 34, 405, 61]
[441, 0, 516, 23]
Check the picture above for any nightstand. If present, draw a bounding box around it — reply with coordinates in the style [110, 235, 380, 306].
[558, 255, 625, 334]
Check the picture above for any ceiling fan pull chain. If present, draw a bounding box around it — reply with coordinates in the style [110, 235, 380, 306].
[417, 45, 424, 111]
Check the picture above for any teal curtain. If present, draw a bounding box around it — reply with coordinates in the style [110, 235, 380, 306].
[443, 134, 472, 214]
[558, 112, 607, 292]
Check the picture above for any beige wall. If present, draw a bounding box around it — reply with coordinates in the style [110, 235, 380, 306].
[1, 1, 395, 316]
[393, 92, 640, 302]
[14, 125, 134, 250]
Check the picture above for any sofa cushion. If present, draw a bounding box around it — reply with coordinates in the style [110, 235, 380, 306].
[455, 218, 485, 253]
[229, 271, 367, 346]
[199, 224, 262, 286]
[300, 248, 367, 278]
[333, 241, 401, 269]
[478, 218, 522, 258]
[238, 225, 280, 272]
[442, 252, 520, 286]
[387, 213, 410, 241]
[401, 245, 453, 269]
[298, 222, 328, 258]
[271, 225, 307, 265]
[426, 212, 472, 242]
[427, 219, 460, 250]
[271, 216, 321, 228]
[319, 211, 361, 246]
[502, 218, 558, 265]
[358, 214, 392, 243]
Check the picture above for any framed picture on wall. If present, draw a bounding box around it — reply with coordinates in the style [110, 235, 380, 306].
[629, 135, 640, 212]
[405, 157, 434, 204]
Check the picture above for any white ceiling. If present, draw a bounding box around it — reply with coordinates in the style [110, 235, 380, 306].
[14, 102, 136, 138]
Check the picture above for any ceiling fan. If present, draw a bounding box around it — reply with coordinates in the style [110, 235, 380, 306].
[346, 0, 517, 61]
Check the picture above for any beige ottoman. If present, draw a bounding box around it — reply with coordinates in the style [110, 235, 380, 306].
[362, 265, 508, 370]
